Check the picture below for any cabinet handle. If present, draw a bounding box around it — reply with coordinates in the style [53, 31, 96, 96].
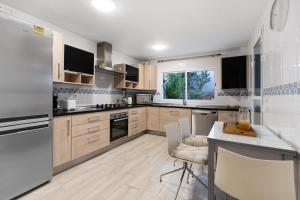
[170, 111, 179, 115]
[88, 126, 100, 134]
[58, 63, 60, 80]
[88, 117, 100, 123]
[88, 136, 99, 144]
[67, 119, 70, 137]
[131, 111, 138, 115]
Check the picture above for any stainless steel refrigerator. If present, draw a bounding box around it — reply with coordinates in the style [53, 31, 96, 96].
[0, 12, 53, 200]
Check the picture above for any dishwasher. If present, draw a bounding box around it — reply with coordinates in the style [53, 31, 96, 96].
[192, 110, 218, 135]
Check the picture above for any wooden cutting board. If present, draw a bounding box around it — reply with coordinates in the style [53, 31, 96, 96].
[223, 122, 257, 137]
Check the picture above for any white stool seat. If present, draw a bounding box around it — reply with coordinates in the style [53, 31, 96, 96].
[182, 135, 208, 147]
[171, 143, 208, 165]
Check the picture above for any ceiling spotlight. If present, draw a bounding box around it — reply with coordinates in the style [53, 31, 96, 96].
[152, 44, 168, 51]
[92, 0, 116, 12]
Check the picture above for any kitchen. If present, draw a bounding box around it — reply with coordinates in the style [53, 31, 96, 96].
[0, 0, 299, 200]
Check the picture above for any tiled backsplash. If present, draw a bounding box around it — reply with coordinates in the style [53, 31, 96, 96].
[263, 82, 299, 96]
[54, 84, 157, 105]
[217, 90, 250, 96]
[54, 87, 123, 96]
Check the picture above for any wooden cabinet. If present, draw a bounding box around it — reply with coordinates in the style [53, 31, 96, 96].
[144, 63, 157, 90]
[128, 107, 147, 136]
[71, 112, 110, 160]
[136, 64, 144, 89]
[72, 112, 109, 126]
[147, 107, 160, 131]
[53, 116, 71, 167]
[218, 111, 239, 122]
[53, 31, 95, 85]
[159, 108, 191, 132]
[53, 31, 64, 83]
[72, 129, 109, 160]
[114, 64, 140, 89]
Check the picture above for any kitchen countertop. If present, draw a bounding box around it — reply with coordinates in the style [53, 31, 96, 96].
[208, 121, 296, 153]
[53, 103, 242, 117]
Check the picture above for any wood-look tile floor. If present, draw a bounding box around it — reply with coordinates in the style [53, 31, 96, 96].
[18, 134, 208, 200]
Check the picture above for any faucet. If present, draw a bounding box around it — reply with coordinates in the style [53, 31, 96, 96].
[183, 97, 187, 106]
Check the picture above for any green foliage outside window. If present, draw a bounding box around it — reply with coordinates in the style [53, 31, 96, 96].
[163, 72, 185, 99]
[187, 71, 215, 100]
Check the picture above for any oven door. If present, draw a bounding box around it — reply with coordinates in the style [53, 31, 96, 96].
[110, 117, 128, 142]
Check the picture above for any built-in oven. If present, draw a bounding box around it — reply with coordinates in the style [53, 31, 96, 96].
[110, 112, 128, 142]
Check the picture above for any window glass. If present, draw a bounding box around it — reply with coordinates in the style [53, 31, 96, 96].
[187, 71, 215, 100]
[163, 72, 185, 99]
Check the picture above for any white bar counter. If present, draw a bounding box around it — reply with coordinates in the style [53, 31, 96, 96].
[207, 122, 297, 200]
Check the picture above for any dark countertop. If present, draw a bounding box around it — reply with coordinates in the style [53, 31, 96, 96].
[54, 103, 241, 117]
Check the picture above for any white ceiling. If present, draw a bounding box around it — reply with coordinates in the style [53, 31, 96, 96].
[0, 0, 268, 60]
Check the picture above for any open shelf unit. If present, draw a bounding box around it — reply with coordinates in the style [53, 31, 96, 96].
[115, 73, 141, 89]
[63, 71, 95, 86]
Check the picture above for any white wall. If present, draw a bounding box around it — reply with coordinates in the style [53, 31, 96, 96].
[247, 0, 300, 152]
[153, 55, 248, 106]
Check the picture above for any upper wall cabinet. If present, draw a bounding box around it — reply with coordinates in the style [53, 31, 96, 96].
[136, 64, 144, 89]
[221, 56, 247, 89]
[52, 31, 95, 86]
[114, 64, 140, 89]
[53, 31, 64, 83]
[144, 63, 157, 90]
[114, 63, 157, 90]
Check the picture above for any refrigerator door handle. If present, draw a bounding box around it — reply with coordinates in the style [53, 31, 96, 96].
[0, 121, 49, 136]
[0, 115, 49, 128]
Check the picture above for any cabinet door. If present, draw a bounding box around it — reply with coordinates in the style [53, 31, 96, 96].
[53, 31, 64, 82]
[147, 107, 160, 131]
[136, 64, 144, 89]
[144, 64, 157, 90]
[53, 116, 71, 167]
[149, 64, 157, 90]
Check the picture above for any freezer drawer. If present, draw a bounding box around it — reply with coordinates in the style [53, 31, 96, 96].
[192, 110, 218, 135]
[0, 121, 52, 200]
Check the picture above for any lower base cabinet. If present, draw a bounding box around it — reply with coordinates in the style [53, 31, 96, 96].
[53, 116, 72, 167]
[72, 129, 110, 160]
[129, 107, 147, 136]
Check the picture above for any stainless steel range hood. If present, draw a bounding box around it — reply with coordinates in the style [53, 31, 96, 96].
[96, 42, 126, 74]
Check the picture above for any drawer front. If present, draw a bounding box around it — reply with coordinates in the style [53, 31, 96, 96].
[129, 107, 147, 116]
[72, 112, 109, 126]
[129, 122, 139, 136]
[160, 108, 191, 120]
[160, 108, 177, 120]
[129, 115, 139, 123]
[72, 129, 109, 160]
[72, 120, 109, 138]
[129, 108, 139, 116]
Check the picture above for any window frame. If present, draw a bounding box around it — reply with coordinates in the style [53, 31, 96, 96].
[162, 70, 216, 101]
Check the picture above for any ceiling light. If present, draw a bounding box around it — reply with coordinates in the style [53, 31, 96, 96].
[92, 0, 116, 12]
[152, 44, 168, 51]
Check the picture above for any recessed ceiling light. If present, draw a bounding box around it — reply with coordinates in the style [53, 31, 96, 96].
[152, 44, 168, 51]
[92, 0, 116, 13]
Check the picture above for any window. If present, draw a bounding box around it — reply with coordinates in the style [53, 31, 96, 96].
[163, 72, 185, 99]
[162, 70, 215, 100]
[187, 71, 215, 100]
